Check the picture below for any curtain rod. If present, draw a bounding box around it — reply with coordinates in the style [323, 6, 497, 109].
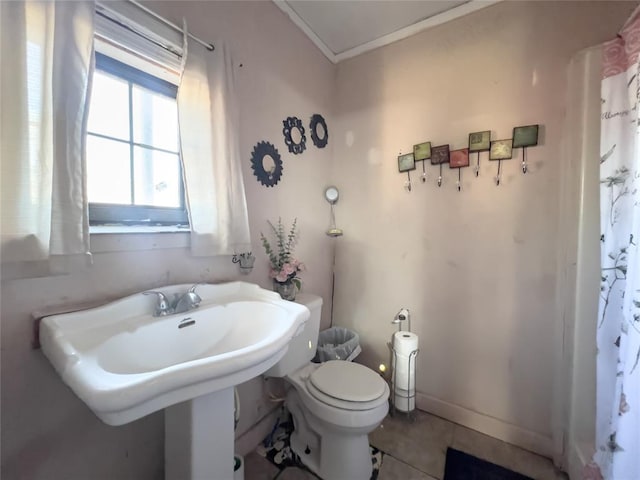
[127, 0, 215, 51]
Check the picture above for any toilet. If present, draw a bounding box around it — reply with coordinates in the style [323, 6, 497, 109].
[265, 293, 389, 480]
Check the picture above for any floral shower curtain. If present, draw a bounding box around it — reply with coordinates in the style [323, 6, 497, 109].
[592, 9, 640, 480]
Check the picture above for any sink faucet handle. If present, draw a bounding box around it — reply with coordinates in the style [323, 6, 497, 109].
[188, 283, 203, 302]
[143, 291, 172, 316]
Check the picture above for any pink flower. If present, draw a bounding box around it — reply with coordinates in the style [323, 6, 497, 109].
[275, 271, 289, 282]
[282, 263, 295, 275]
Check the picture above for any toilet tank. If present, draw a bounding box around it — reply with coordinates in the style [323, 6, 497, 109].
[264, 293, 322, 377]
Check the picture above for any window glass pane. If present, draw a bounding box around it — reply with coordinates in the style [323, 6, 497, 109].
[87, 135, 131, 204]
[87, 71, 130, 141]
[132, 85, 178, 152]
[133, 146, 181, 208]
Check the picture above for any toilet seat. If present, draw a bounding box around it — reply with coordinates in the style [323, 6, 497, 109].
[306, 361, 388, 411]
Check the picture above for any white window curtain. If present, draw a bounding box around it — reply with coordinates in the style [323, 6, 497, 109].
[177, 33, 251, 256]
[584, 7, 640, 480]
[94, 1, 183, 81]
[0, 0, 94, 273]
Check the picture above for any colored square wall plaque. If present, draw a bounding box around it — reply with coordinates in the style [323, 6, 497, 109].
[430, 145, 450, 165]
[512, 125, 539, 148]
[398, 153, 416, 172]
[413, 142, 432, 161]
[450, 148, 470, 168]
[489, 139, 513, 160]
[468, 131, 491, 152]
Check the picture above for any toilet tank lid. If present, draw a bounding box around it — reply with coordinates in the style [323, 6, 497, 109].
[294, 293, 323, 310]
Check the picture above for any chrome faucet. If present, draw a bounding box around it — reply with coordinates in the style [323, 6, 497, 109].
[143, 291, 172, 316]
[173, 284, 202, 314]
[143, 284, 202, 317]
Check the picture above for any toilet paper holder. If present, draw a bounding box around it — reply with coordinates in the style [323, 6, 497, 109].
[390, 340, 419, 418]
[392, 308, 411, 332]
[390, 308, 419, 418]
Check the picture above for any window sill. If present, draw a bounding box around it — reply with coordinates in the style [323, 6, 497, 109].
[90, 225, 190, 234]
[90, 225, 190, 253]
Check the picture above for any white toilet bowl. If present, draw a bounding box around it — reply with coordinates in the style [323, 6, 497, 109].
[285, 361, 389, 480]
[265, 294, 390, 480]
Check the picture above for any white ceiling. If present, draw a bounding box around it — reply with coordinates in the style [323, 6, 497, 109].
[274, 0, 500, 63]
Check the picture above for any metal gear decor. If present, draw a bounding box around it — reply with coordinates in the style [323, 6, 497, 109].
[250, 141, 283, 187]
[309, 114, 329, 148]
[282, 116, 306, 155]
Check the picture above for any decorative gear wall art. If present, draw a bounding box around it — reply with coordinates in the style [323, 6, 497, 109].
[282, 116, 306, 155]
[309, 114, 329, 148]
[250, 141, 283, 187]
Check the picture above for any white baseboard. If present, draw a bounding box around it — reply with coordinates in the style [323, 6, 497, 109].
[235, 393, 557, 465]
[416, 392, 555, 459]
[234, 407, 281, 457]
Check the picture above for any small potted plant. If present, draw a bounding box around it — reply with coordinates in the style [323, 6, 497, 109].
[261, 218, 304, 301]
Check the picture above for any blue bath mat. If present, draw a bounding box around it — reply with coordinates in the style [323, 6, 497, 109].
[257, 415, 382, 479]
[444, 448, 533, 480]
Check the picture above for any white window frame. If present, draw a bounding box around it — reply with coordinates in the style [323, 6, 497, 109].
[87, 52, 189, 227]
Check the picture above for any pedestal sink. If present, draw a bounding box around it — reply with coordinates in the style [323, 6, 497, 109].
[39, 281, 310, 479]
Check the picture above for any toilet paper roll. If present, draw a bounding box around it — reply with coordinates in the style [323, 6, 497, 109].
[392, 331, 418, 355]
[393, 354, 416, 390]
[394, 388, 415, 412]
[392, 331, 418, 391]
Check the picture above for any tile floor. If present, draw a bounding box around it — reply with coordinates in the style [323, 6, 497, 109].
[243, 409, 569, 480]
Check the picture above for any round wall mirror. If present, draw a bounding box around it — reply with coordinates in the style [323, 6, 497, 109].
[310, 114, 329, 149]
[290, 128, 302, 144]
[282, 116, 307, 155]
[250, 141, 283, 187]
[262, 155, 276, 174]
[324, 186, 339, 204]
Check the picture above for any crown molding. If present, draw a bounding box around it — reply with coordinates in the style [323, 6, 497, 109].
[274, 0, 502, 64]
[273, 0, 337, 62]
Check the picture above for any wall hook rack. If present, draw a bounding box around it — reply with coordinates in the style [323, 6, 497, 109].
[398, 152, 416, 192]
[512, 125, 539, 175]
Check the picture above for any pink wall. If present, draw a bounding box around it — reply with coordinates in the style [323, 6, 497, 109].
[1, 2, 335, 478]
[330, 0, 635, 457]
[2, 1, 637, 478]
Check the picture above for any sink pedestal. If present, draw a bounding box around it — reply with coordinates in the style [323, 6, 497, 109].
[165, 388, 234, 480]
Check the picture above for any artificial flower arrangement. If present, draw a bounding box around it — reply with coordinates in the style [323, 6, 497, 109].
[261, 218, 304, 291]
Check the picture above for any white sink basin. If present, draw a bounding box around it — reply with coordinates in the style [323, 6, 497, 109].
[40, 281, 309, 426]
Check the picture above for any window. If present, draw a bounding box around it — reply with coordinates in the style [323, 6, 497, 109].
[87, 53, 188, 226]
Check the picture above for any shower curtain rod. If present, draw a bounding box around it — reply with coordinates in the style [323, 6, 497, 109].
[127, 0, 215, 51]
